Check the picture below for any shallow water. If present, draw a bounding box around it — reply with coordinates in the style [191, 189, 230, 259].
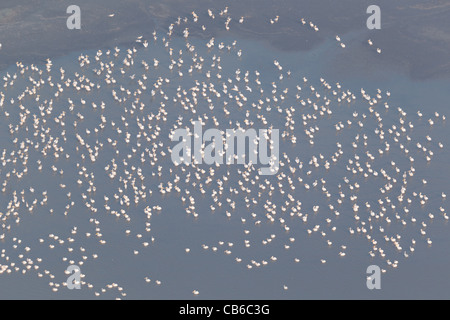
[0, 1, 449, 300]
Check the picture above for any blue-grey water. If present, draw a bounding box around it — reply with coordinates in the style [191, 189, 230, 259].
[0, 1, 449, 299]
